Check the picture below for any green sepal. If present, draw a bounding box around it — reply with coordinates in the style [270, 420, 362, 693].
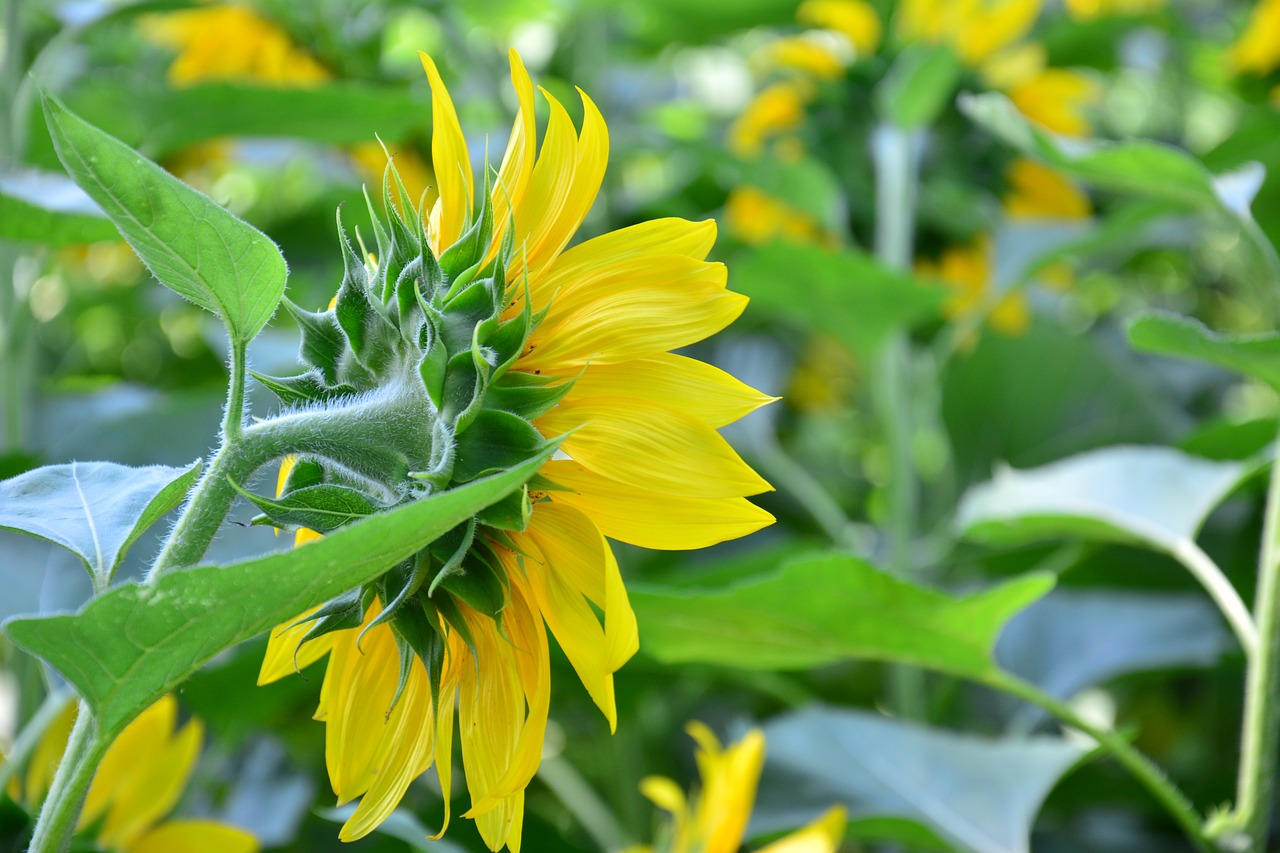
[394, 257, 426, 338]
[433, 590, 477, 658]
[358, 554, 426, 649]
[291, 585, 371, 647]
[476, 486, 532, 531]
[440, 544, 508, 620]
[439, 171, 495, 284]
[441, 356, 487, 427]
[426, 517, 477, 597]
[251, 370, 358, 407]
[411, 419, 455, 489]
[282, 458, 325, 493]
[389, 594, 447, 711]
[485, 370, 574, 420]
[282, 297, 345, 383]
[442, 276, 502, 355]
[418, 329, 449, 411]
[452, 409, 548, 483]
[233, 481, 385, 534]
[335, 218, 398, 375]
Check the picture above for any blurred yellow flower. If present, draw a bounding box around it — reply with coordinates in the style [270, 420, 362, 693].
[627, 723, 846, 853]
[796, 0, 883, 56]
[1229, 0, 1280, 76]
[348, 141, 436, 210]
[897, 0, 1041, 67]
[725, 186, 835, 247]
[1007, 67, 1100, 136]
[728, 81, 813, 157]
[787, 335, 859, 413]
[755, 35, 848, 80]
[12, 696, 257, 853]
[1003, 158, 1091, 220]
[918, 238, 1030, 336]
[1063, 0, 1164, 20]
[141, 5, 329, 87]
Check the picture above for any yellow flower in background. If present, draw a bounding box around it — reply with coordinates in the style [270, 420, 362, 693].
[725, 186, 835, 247]
[627, 723, 846, 853]
[796, 0, 883, 57]
[141, 4, 329, 87]
[259, 50, 776, 852]
[1002, 159, 1091, 220]
[1063, 0, 1164, 21]
[1007, 67, 1100, 136]
[1229, 0, 1280, 76]
[918, 238, 1030, 336]
[347, 141, 436, 210]
[755, 35, 848, 80]
[11, 696, 257, 853]
[897, 0, 1041, 67]
[729, 81, 813, 157]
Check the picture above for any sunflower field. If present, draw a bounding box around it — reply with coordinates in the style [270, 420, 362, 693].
[3, 1, 1280, 851]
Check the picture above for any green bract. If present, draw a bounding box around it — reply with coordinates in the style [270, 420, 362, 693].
[245, 159, 566, 704]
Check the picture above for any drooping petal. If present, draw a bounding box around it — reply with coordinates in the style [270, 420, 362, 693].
[601, 535, 638, 672]
[538, 398, 772, 499]
[753, 807, 848, 853]
[562, 353, 777, 428]
[543, 461, 774, 550]
[125, 819, 260, 853]
[490, 50, 538, 254]
[98, 715, 204, 849]
[81, 696, 178, 830]
[508, 88, 578, 283]
[419, 52, 474, 250]
[687, 723, 765, 853]
[257, 604, 338, 685]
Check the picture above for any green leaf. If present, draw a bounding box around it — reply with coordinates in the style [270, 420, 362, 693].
[236, 482, 385, 534]
[2, 445, 555, 739]
[753, 706, 1086, 853]
[958, 92, 1219, 210]
[631, 552, 1053, 679]
[733, 242, 946, 357]
[876, 44, 962, 129]
[0, 460, 201, 584]
[41, 92, 287, 344]
[956, 445, 1254, 552]
[0, 169, 119, 245]
[1128, 311, 1280, 392]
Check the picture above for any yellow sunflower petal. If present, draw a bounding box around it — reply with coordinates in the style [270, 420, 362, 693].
[689, 724, 765, 853]
[419, 52, 474, 250]
[538, 397, 771, 499]
[81, 696, 178, 830]
[543, 462, 774, 550]
[23, 701, 77, 806]
[257, 605, 338, 685]
[639, 775, 688, 816]
[430, 679, 459, 840]
[124, 819, 260, 853]
[563, 354, 776, 428]
[602, 535, 639, 672]
[324, 617, 403, 803]
[99, 715, 204, 849]
[491, 50, 538, 254]
[754, 806, 849, 853]
[509, 88, 579, 283]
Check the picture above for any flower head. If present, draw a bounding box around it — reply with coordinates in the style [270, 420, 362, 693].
[10, 696, 257, 853]
[629, 723, 846, 853]
[255, 50, 774, 850]
[917, 238, 1030, 337]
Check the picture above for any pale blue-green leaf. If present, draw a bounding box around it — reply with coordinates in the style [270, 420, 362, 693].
[752, 706, 1086, 853]
[1128, 311, 1280, 392]
[1213, 162, 1266, 220]
[2, 445, 555, 738]
[631, 552, 1053, 679]
[0, 460, 201, 582]
[41, 92, 287, 343]
[0, 168, 119, 245]
[956, 445, 1253, 551]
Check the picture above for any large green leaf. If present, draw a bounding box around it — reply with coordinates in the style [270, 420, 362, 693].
[753, 707, 1086, 853]
[3, 447, 553, 738]
[959, 92, 1219, 210]
[41, 92, 287, 344]
[1128, 311, 1280, 391]
[631, 552, 1053, 679]
[733, 242, 947, 357]
[956, 445, 1253, 552]
[877, 44, 962, 129]
[0, 460, 201, 586]
[0, 169, 119, 245]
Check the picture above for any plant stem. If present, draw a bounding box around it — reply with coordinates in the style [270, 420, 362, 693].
[753, 434, 870, 555]
[1230, 439, 1280, 850]
[1169, 539, 1258, 660]
[26, 700, 109, 853]
[537, 753, 631, 853]
[992, 673, 1214, 853]
[0, 686, 72, 797]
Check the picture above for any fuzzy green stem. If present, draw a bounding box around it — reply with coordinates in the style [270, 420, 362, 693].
[991, 673, 1213, 852]
[1228, 440, 1280, 850]
[1169, 539, 1258, 660]
[26, 700, 109, 853]
[0, 686, 73, 797]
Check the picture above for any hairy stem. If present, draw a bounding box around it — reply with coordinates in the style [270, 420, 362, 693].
[26, 701, 109, 853]
[1230, 440, 1280, 850]
[1169, 539, 1258, 659]
[992, 673, 1213, 853]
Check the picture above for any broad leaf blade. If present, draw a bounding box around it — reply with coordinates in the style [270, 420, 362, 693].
[956, 445, 1252, 552]
[753, 706, 1086, 853]
[0, 460, 201, 582]
[41, 92, 287, 344]
[631, 552, 1053, 679]
[1129, 311, 1280, 391]
[3, 446, 554, 738]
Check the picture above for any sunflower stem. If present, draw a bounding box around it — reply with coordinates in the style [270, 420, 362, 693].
[26, 699, 109, 853]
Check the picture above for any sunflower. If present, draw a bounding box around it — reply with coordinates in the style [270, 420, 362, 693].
[8, 696, 258, 853]
[628, 722, 846, 853]
[255, 50, 774, 851]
